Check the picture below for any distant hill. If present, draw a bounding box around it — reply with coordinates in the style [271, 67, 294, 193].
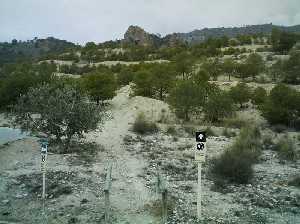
[123, 23, 300, 46]
[0, 37, 76, 65]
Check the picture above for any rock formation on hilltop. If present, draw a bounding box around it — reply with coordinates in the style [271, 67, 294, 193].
[123, 24, 300, 47]
[123, 25, 161, 47]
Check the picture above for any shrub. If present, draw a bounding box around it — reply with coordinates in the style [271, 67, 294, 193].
[204, 90, 235, 123]
[210, 126, 261, 184]
[168, 79, 204, 121]
[211, 147, 254, 184]
[288, 175, 300, 188]
[266, 55, 273, 61]
[262, 134, 274, 150]
[82, 72, 117, 105]
[14, 84, 102, 151]
[166, 126, 176, 135]
[229, 82, 252, 108]
[183, 126, 196, 137]
[132, 113, 158, 135]
[222, 128, 236, 138]
[282, 51, 300, 84]
[205, 126, 217, 137]
[252, 87, 267, 106]
[272, 124, 287, 133]
[261, 84, 300, 127]
[223, 117, 249, 129]
[273, 137, 297, 161]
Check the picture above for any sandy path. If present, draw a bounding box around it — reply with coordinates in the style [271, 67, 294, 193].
[86, 85, 158, 223]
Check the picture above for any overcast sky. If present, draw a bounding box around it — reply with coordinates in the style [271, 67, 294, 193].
[1, 0, 300, 45]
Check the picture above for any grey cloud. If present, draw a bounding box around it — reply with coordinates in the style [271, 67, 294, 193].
[0, 0, 299, 44]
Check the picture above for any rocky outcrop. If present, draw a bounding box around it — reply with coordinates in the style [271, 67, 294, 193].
[164, 24, 300, 45]
[122, 24, 300, 47]
[123, 25, 161, 47]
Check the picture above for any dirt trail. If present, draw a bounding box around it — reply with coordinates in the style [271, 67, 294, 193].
[86, 85, 159, 223]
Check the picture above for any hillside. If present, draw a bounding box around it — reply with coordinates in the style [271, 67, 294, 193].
[0, 37, 76, 65]
[124, 24, 300, 46]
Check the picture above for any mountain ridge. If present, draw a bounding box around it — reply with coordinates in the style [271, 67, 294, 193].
[123, 23, 300, 46]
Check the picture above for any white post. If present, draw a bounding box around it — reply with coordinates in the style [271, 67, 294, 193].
[42, 171, 46, 200]
[197, 162, 202, 219]
[41, 141, 48, 201]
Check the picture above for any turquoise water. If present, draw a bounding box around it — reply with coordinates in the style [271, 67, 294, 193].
[0, 127, 27, 145]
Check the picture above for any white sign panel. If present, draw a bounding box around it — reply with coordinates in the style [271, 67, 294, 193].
[195, 132, 206, 162]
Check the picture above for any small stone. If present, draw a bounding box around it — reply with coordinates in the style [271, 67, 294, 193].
[2, 199, 9, 205]
[80, 198, 88, 204]
[15, 194, 24, 199]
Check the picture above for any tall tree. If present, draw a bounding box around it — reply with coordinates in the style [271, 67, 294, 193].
[132, 69, 155, 97]
[261, 84, 300, 128]
[245, 53, 265, 81]
[174, 52, 194, 80]
[82, 72, 117, 105]
[282, 51, 300, 84]
[268, 59, 284, 82]
[204, 88, 235, 122]
[229, 82, 252, 108]
[168, 79, 203, 121]
[202, 58, 222, 81]
[222, 58, 237, 81]
[151, 63, 175, 100]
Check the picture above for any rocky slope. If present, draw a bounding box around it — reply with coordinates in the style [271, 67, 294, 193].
[123, 25, 162, 47]
[123, 24, 300, 46]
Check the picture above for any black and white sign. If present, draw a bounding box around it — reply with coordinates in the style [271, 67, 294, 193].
[195, 131, 206, 162]
[196, 132, 206, 142]
[197, 143, 205, 151]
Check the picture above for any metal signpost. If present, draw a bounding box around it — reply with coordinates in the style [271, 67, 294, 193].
[195, 131, 206, 219]
[40, 139, 48, 200]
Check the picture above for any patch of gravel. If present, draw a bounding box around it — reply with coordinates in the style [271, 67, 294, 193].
[123, 132, 300, 224]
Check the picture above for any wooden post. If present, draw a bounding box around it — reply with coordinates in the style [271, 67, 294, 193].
[104, 163, 112, 224]
[162, 190, 167, 224]
[157, 171, 168, 224]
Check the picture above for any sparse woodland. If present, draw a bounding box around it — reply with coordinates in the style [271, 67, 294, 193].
[0, 27, 300, 223]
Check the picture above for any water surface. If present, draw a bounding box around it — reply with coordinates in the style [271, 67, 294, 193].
[0, 127, 28, 145]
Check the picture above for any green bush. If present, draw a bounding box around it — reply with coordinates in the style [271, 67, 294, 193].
[272, 124, 287, 133]
[183, 126, 196, 137]
[261, 84, 300, 127]
[222, 128, 236, 138]
[252, 87, 267, 106]
[117, 68, 134, 86]
[273, 137, 297, 161]
[229, 82, 252, 108]
[288, 175, 300, 188]
[211, 147, 254, 184]
[132, 113, 158, 135]
[266, 55, 273, 61]
[166, 126, 176, 135]
[262, 134, 274, 150]
[205, 126, 217, 137]
[210, 126, 261, 184]
[204, 90, 235, 123]
[223, 117, 249, 129]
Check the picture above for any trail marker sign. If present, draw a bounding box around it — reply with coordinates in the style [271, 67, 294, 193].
[195, 132, 206, 162]
[40, 139, 48, 200]
[196, 132, 206, 142]
[195, 131, 207, 219]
